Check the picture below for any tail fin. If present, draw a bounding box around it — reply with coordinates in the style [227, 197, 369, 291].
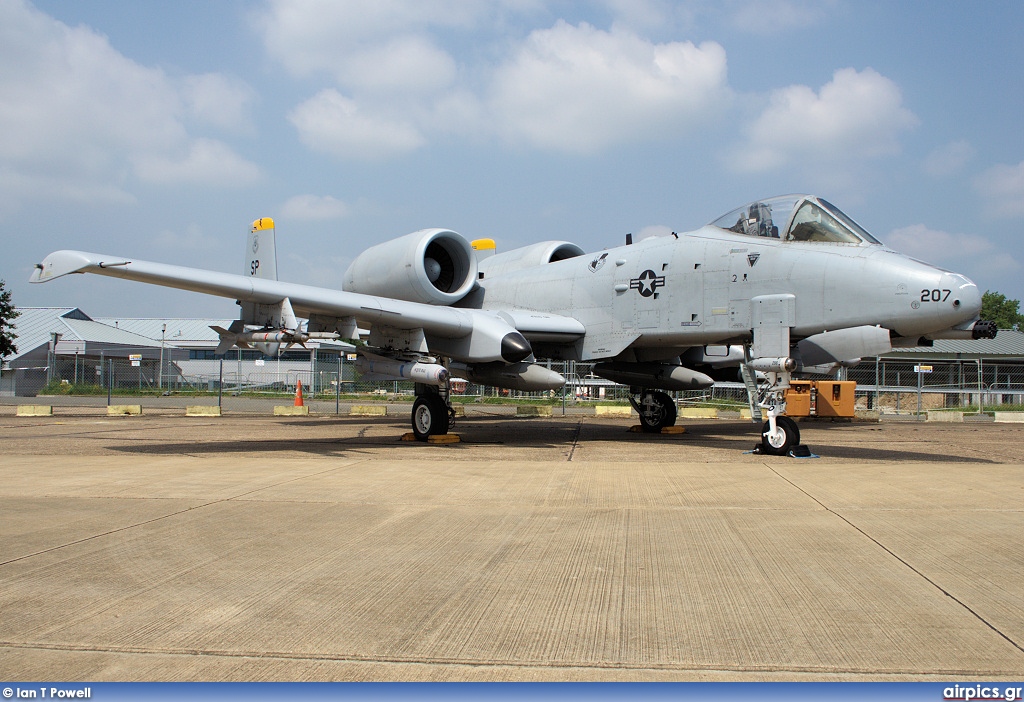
[247, 217, 278, 281]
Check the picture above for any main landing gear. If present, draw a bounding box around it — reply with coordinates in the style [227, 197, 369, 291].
[411, 382, 455, 441]
[629, 389, 677, 433]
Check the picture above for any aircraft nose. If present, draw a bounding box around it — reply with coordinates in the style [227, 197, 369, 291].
[945, 272, 982, 321]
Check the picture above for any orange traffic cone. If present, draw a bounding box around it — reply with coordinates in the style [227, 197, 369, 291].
[294, 379, 304, 407]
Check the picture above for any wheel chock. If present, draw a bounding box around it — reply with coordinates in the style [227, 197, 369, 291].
[429, 433, 461, 444]
[401, 433, 461, 444]
[628, 425, 686, 434]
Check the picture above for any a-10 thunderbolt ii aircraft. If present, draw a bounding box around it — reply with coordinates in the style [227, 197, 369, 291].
[30, 195, 996, 454]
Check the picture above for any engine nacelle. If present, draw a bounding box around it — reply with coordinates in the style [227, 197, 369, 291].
[343, 228, 477, 305]
[478, 240, 585, 279]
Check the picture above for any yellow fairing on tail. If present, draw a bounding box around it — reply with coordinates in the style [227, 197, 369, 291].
[251, 217, 275, 232]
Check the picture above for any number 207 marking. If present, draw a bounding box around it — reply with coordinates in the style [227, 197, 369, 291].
[920, 288, 951, 302]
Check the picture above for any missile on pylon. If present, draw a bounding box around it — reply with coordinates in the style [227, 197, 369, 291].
[210, 322, 340, 356]
[354, 356, 449, 386]
[211, 324, 301, 355]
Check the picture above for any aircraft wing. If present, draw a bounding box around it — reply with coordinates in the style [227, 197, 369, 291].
[30, 250, 585, 363]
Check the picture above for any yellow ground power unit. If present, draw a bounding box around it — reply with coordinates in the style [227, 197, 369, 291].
[784, 380, 856, 418]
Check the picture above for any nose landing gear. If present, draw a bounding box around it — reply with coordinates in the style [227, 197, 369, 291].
[746, 357, 807, 456]
[760, 415, 800, 455]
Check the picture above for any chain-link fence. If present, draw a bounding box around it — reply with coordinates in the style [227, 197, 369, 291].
[846, 358, 1024, 414]
[4, 352, 1023, 416]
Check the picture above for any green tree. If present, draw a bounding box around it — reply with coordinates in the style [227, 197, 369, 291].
[981, 290, 1024, 331]
[0, 279, 18, 360]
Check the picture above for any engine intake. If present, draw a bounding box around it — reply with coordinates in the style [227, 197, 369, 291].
[478, 240, 585, 279]
[343, 228, 477, 305]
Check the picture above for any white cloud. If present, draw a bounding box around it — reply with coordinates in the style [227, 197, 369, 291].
[922, 140, 975, 177]
[886, 224, 1019, 275]
[340, 36, 457, 96]
[732, 68, 918, 175]
[602, 0, 683, 33]
[488, 22, 731, 153]
[180, 74, 258, 132]
[636, 224, 674, 240]
[285, 251, 350, 289]
[974, 161, 1024, 218]
[727, 0, 832, 34]
[281, 194, 350, 221]
[0, 169, 136, 210]
[133, 139, 263, 186]
[253, 0, 472, 92]
[288, 89, 426, 161]
[0, 1, 261, 206]
[260, 4, 731, 159]
[151, 223, 220, 251]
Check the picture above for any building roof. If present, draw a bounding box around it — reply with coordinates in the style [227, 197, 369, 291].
[8, 307, 86, 359]
[94, 318, 232, 344]
[95, 316, 355, 351]
[8, 308, 163, 362]
[884, 329, 1024, 359]
[11, 308, 356, 361]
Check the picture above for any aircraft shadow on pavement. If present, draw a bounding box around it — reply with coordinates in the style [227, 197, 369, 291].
[634, 421, 1000, 464]
[106, 417, 575, 455]
[104, 417, 997, 464]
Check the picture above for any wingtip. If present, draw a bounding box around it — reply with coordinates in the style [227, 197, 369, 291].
[28, 250, 98, 283]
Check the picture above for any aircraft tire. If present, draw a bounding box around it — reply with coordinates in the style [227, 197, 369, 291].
[638, 391, 678, 433]
[761, 416, 800, 455]
[412, 394, 450, 441]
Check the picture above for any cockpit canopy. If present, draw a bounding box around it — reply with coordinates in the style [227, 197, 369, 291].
[709, 195, 881, 245]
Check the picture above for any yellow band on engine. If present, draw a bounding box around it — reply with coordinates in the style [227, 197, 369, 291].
[471, 238, 496, 251]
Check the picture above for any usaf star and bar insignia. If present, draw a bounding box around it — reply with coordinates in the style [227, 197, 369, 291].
[629, 269, 666, 297]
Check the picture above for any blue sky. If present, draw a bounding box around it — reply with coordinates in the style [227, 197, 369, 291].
[3, 0, 1023, 318]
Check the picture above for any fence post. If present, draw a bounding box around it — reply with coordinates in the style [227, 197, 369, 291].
[218, 358, 224, 409]
[874, 356, 880, 411]
[916, 367, 923, 419]
[336, 367, 341, 415]
[561, 360, 567, 416]
[310, 348, 316, 398]
[107, 358, 113, 406]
